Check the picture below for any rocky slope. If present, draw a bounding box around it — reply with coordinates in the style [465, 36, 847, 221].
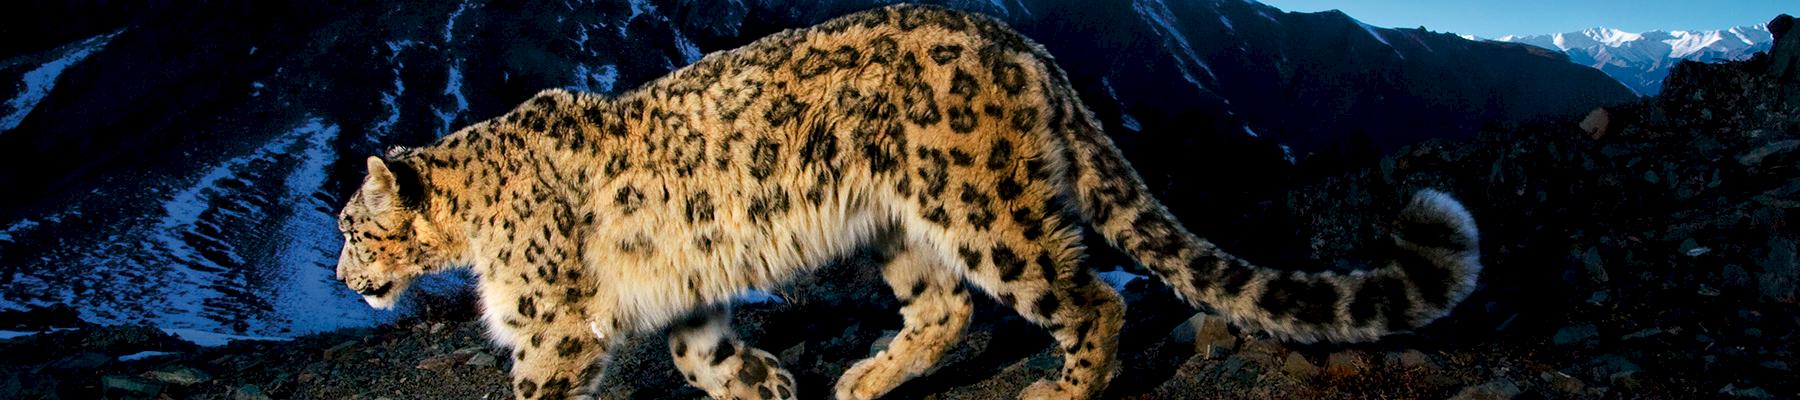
[3, 16, 1795, 400]
[1494, 25, 1774, 95]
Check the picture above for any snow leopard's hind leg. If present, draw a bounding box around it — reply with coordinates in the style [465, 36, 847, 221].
[835, 243, 975, 400]
[668, 305, 797, 400]
[961, 227, 1124, 400]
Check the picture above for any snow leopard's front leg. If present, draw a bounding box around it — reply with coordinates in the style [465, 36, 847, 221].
[508, 315, 620, 400]
[669, 305, 798, 400]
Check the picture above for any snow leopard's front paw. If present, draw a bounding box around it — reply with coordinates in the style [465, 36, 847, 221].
[1018, 379, 1085, 400]
[834, 355, 905, 400]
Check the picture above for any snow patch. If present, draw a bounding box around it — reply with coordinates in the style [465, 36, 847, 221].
[672, 29, 705, 65]
[0, 218, 43, 243]
[433, 65, 469, 136]
[162, 328, 292, 347]
[620, 0, 657, 36]
[1498, 25, 1771, 61]
[265, 119, 372, 335]
[2, 32, 118, 133]
[1098, 268, 1147, 292]
[986, 0, 1010, 15]
[0, 327, 78, 340]
[444, 0, 471, 44]
[150, 118, 366, 336]
[568, 64, 620, 94]
[1011, 0, 1033, 16]
[1100, 78, 1141, 132]
[739, 290, 784, 304]
[572, 22, 593, 54]
[369, 40, 419, 141]
[118, 351, 178, 361]
[625, 0, 654, 21]
[1355, 20, 1393, 47]
[1254, 8, 1278, 23]
[1120, 114, 1142, 132]
[1664, 30, 1726, 58]
[1132, 0, 1213, 91]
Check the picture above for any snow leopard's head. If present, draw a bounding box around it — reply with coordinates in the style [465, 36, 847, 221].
[335, 156, 454, 309]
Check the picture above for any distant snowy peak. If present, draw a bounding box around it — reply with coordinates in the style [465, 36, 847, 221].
[1482, 23, 1774, 95]
[1490, 24, 1771, 59]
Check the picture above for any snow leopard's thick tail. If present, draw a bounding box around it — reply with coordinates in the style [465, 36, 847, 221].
[1048, 93, 1481, 343]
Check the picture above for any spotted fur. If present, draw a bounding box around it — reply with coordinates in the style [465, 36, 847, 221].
[332, 5, 1482, 400]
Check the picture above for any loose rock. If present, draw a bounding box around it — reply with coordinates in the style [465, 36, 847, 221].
[1169, 313, 1238, 358]
[1324, 351, 1369, 378]
[1280, 353, 1317, 380]
[233, 384, 273, 400]
[1393, 349, 1435, 370]
[869, 330, 899, 355]
[1449, 379, 1521, 400]
[465, 352, 497, 368]
[142, 366, 212, 386]
[1580, 107, 1612, 139]
[779, 342, 806, 367]
[324, 340, 358, 359]
[1542, 371, 1586, 394]
[1582, 247, 1609, 283]
[101, 375, 164, 397]
[1554, 324, 1599, 347]
[417, 351, 474, 370]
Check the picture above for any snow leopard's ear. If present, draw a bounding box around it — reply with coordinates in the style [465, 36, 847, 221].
[362, 156, 399, 210]
[362, 156, 426, 211]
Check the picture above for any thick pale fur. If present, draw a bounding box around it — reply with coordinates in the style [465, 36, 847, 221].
[331, 4, 1482, 400]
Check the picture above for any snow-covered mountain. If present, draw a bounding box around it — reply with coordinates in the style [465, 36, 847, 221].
[0, 0, 1632, 338]
[1492, 25, 1774, 95]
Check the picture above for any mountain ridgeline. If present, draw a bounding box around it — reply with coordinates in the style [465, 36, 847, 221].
[1494, 25, 1775, 95]
[0, 0, 1632, 337]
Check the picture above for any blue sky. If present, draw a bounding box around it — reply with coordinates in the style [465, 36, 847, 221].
[1254, 0, 1795, 38]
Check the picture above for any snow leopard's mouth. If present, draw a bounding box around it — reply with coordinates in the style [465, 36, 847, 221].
[356, 281, 404, 310]
[356, 282, 395, 297]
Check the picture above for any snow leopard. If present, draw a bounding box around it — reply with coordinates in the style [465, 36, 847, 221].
[331, 4, 1482, 399]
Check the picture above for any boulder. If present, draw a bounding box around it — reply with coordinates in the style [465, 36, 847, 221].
[1280, 353, 1318, 380]
[416, 350, 476, 370]
[101, 375, 164, 397]
[1579, 108, 1612, 140]
[1168, 313, 1238, 358]
[465, 352, 498, 368]
[1450, 379, 1521, 400]
[233, 384, 273, 400]
[142, 366, 212, 386]
[1324, 351, 1370, 378]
